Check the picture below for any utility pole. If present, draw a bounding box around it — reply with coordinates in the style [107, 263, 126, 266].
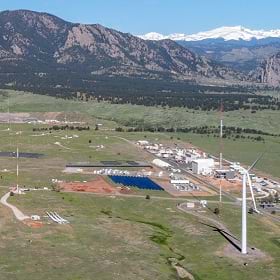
[8, 96, 10, 131]
[16, 146, 19, 193]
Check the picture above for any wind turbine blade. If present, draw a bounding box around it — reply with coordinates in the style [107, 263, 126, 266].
[247, 151, 266, 172]
[246, 171, 259, 213]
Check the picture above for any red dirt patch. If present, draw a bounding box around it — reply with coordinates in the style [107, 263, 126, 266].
[23, 219, 44, 228]
[207, 177, 242, 192]
[60, 176, 123, 194]
[117, 186, 132, 194]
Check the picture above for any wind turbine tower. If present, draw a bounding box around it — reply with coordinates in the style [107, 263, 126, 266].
[240, 154, 262, 254]
[241, 172, 247, 254]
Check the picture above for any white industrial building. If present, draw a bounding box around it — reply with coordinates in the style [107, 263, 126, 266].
[185, 149, 202, 165]
[137, 140, 149, 146]
[146, 144, 160, 151]
[170, 179, 190, 184]
[157, 148, 173, 158]
[152, 158, 171, 168]
[215, 169, 235, 180]
[192, 158, 215, 175]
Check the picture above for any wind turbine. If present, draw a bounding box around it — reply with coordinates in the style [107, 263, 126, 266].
[240, 153, 263, 254]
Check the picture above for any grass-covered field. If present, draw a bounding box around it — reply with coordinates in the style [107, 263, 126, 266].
[0, 124, 153, 187]
[1, 90, 279, 133]
[0, 189, 277, 280]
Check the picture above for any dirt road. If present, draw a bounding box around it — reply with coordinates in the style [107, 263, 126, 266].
[0, 192, 29, 221]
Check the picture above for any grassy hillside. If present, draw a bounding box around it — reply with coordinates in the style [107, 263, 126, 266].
[0, 190, 278, 280]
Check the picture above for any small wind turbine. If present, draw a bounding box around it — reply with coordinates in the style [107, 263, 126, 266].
[240, 153, 263, 254]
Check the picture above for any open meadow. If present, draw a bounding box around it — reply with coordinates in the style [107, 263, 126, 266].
[0, 189, 278, 280]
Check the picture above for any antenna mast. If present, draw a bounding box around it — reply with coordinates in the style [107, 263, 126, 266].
[219, 100, 224, 170]
[219, 101, 224, 203]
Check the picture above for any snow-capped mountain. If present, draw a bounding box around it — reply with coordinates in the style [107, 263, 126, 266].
[139, 26, 280, 41]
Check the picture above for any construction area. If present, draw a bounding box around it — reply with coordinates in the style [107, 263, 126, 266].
[59, 176, 132, 194]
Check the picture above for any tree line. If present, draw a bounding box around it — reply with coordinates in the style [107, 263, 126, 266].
[0, 72, 279, 112]
[115, 125, 272, 142]
[33, 125, 90, 132]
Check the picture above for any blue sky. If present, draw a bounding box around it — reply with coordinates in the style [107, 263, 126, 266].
[0, 0, 279, 34]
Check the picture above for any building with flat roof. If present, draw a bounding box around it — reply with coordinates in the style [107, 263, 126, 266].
[215, 169, 235, 180]
[192, 158, 215, 175]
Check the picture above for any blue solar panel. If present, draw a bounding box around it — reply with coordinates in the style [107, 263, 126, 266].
[109, 176, 164, 191]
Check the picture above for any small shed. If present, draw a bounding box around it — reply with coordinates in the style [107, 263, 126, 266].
[215, 169, 235, 180]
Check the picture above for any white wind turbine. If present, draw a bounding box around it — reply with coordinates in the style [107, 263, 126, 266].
[239, 154, 263, 254]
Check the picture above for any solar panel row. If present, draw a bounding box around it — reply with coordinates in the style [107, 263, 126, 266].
[126, 161, 139, 166]
[101, 161, 140, 166]
[109, 176, 163, 191]
[101, 161, 122, 165]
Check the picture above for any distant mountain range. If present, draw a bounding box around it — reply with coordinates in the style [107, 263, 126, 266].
[0, 10, 279, 93]
[138, 26, 280, 41]
[139, 27, 280, 75]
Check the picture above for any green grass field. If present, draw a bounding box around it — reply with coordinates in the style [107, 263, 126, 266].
[0, 124, 154, 187]
[0, 190, 277, 280]
[1, 90, 279, 133]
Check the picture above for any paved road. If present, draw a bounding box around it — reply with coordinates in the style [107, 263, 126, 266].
[0, 192, 29, 221]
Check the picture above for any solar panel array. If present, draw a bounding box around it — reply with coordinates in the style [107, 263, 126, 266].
[0, 152, 44, 158]
[126, 161, 140, 166]
[101, 161, 122, 166]
[109, 176, 164, 191]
